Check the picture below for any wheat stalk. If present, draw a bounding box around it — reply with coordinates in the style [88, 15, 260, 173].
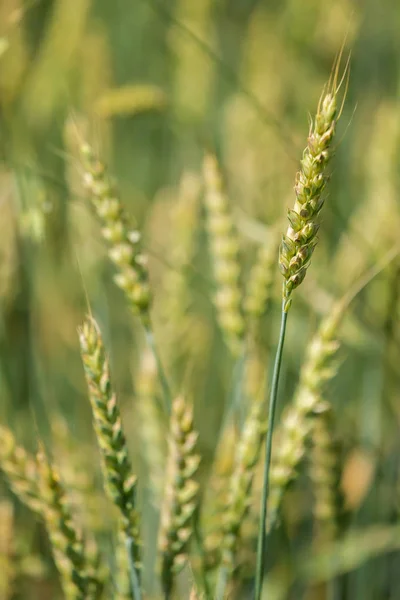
[265, 243, 400, 538]
[255, 57, 349, 599]
[266, 304, 342, 533]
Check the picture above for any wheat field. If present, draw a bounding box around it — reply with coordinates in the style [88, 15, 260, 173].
[0, 1, 400, 599]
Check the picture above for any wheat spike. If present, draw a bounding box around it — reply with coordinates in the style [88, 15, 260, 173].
[79, 317, 141, 594]
[80, 143, 151, 321]
[279, 60, 348, 311]
[203, 153, 244, 356]
[136, 348, 166, 503]
[309, 400, 344, 545]
[36, 449, 93, 600]
[217, 399, 266, 595]
[244, 236, 278, 336]
[158, 396, 200, 598]
[267, 302, 343, 532]
[0, 426, 41, 513]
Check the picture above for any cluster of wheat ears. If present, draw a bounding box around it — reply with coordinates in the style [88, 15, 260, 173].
[1, 53, 400, 600]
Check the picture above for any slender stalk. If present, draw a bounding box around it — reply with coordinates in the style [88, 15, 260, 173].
[126, 537, 142, 600]
[216, 567, 228, 600]
[192, 512, 212, 600]
[327, 579, 339, 600]
[144, 324, 172, 416]
[222, 346, 247, 431]
[254, 302, 288, 600]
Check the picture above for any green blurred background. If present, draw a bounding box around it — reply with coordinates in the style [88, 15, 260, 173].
[1, 0, 400, 598]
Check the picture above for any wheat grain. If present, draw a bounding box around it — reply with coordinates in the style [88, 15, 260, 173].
[203, 153, 244, 356]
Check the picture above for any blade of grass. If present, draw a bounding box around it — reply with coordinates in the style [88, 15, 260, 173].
[144, 325, 172, 416]
[254, 302, 288, 600]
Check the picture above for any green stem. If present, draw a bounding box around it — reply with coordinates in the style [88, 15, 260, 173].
[144, 324, 172, 416]
[216, 566, 228, 600]
[125, 536, 142, 600]
[254, 304, 288, 600]
[193, 511, 212, 600]
[222, 346, 247, 431]
[327, 578, 339, 600]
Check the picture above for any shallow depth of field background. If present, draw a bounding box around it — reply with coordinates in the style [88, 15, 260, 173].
[1, 0, 400, 598]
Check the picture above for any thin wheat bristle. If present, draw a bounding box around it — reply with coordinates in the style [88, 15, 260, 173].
[78, 317, 141, 578]
[279, 67, 348, 311]
[158, 396, 200, 598]
[0, 425, 41, 513]
[36, 448, 92, 600]
[203, 153, 245, 356]
[80, 142, 151, 320]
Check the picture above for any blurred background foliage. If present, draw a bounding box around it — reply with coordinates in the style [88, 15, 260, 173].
[1, 0, 400, 598]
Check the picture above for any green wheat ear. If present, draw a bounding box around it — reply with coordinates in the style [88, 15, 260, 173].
[255, 54, 350, 600]
[78, 316, 142, 599]
[36, 448, 93, 600]
[158, 396, 200, 599]
[309, 400, 344, 546]
[0, 425, 42, 513]
[203, 153, 245, 356]
[0, 428, 103, 598]
[244, 235, 279, 338]
[79, 143, 151, 321]
[216, 399, 266, 599]
[279, 57, 349, 312]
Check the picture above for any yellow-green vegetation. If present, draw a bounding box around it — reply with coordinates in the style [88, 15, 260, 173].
[158, 397, 200, 599]
[79, 317, 141, 597]
[1, 2, 400, 600]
